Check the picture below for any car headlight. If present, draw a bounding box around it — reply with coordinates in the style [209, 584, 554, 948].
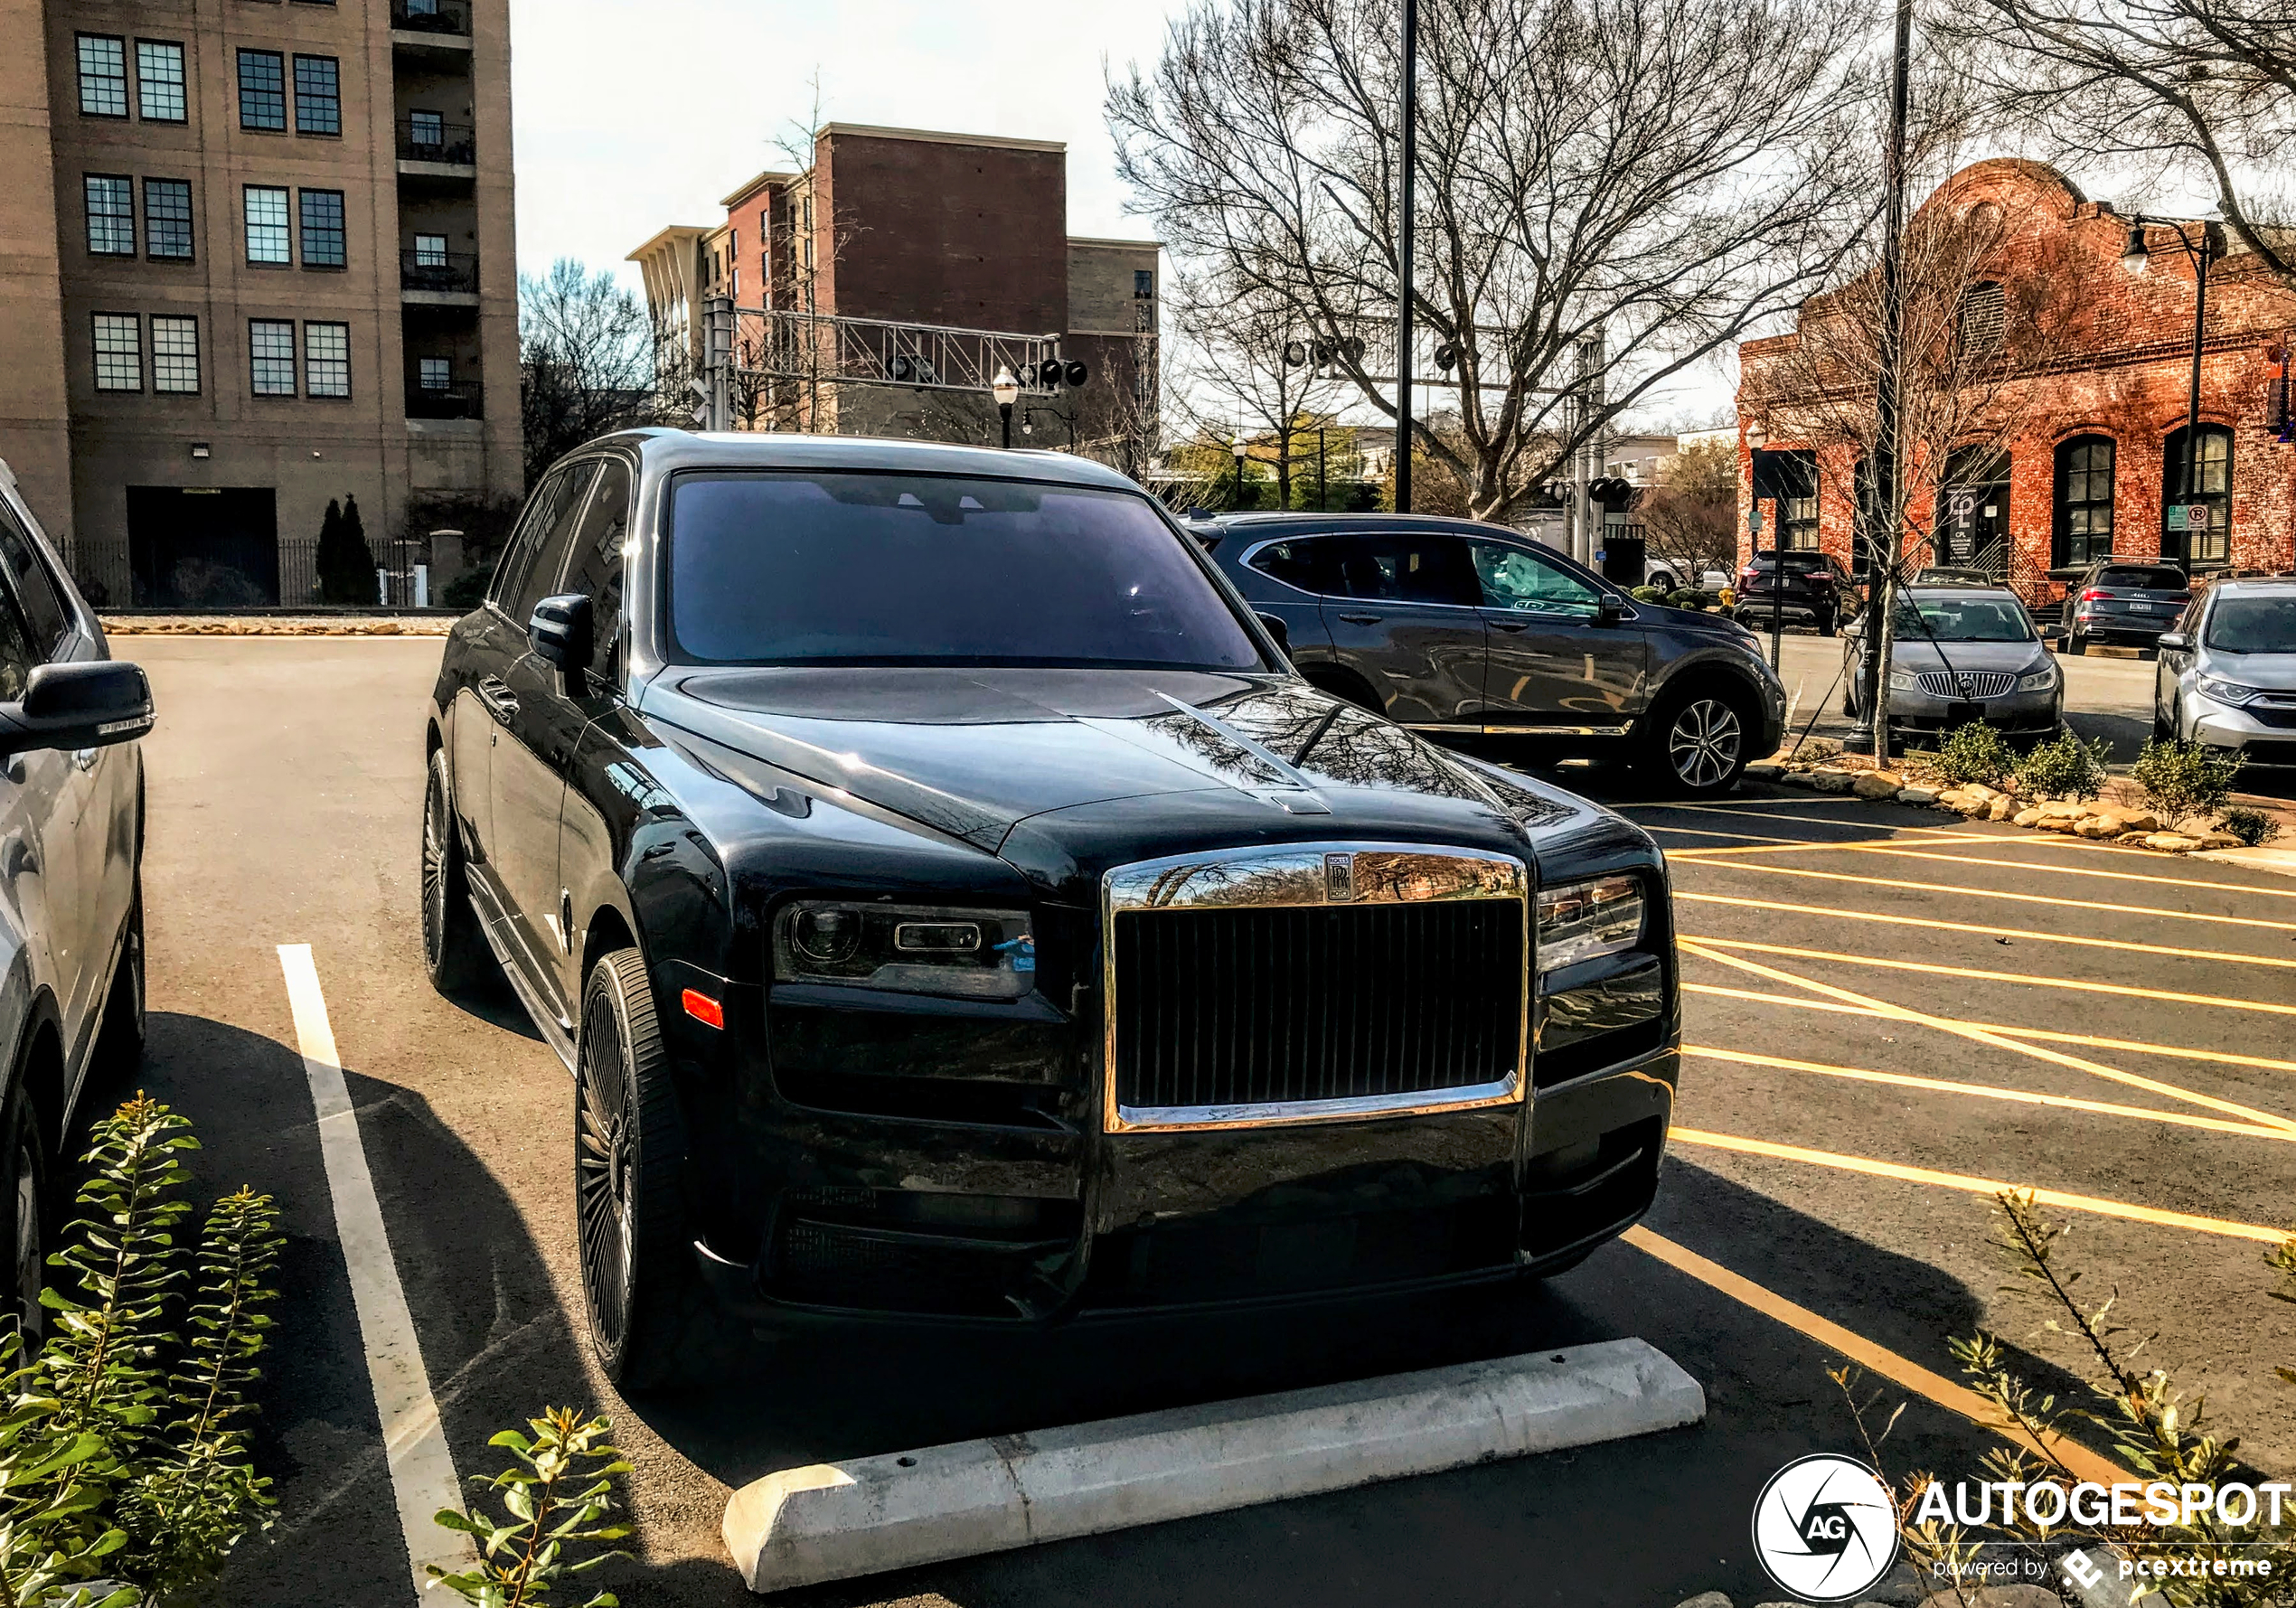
[1536, 876, 1644, 973]
[773, 901, 1035, 1001]
[2197, 675, 2263, 708]
[1887, 668, 1919, 692]
[2016, 663, 2059, 692]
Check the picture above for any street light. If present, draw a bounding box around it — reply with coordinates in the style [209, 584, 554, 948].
[2120, 216, 2219, 564]
[992, 367, 1020, 449]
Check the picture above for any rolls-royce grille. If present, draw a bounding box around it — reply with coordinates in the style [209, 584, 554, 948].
[1915, 670, 2015, 699]
[1112, 899, 1523, 1113]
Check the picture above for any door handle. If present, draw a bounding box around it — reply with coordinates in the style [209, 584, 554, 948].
[1491, 621, 1531, 635]
[1336, 612, 1382, 625]
[476, 675, 520, 719]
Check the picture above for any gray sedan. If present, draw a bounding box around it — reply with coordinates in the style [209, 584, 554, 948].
[2154, 578, 2296, 768]
[1841, 587, 2063, 746]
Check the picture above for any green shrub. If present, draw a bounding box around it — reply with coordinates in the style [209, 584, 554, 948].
[1930, 720, 2017, 787]
[1630, 585, 1664, 603]
[2216, 805, 2281, 846]
[439, 568, 490, 612]
[2009, 728, 2110, 802]
[2132, 737, 2241, 827]
[430, 1409, 630, 1607]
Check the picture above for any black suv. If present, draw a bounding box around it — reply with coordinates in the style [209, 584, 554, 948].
[1197, 512, 1784, 795]
[2058, 560, 2191, 654]
[1732, 550, 1853, 635]
[425, 435, 1682, 1387]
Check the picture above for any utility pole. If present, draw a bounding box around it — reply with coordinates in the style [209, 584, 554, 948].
[1396, 0, 1416, 513]
[1318, 427, 1328, 512]
[704, 295, 735, 432]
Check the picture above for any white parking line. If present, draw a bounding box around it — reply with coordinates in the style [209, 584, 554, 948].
[278, 944, 471, 1599]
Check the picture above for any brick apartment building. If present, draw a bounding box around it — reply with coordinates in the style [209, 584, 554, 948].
[1736, 159, 2296, 606]
[628, 125, 1160, 462]
[0, 0, 520, 607]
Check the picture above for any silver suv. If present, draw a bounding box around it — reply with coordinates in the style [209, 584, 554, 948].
[2154, 578, 2296, 769]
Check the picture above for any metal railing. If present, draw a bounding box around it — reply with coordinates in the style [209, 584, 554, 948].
[400, 249, 478, 295]
[63, 535, 446, 609]
[407, 381, 483, 420]
[729, 305, 1064, 397]
[391, 0, 471, 35]
[396, 118, 475, 165]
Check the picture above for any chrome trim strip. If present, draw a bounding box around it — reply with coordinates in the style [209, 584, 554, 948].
[1100, 841, 1529, 1133]
[1405, 722, 1633, 738]
[466, 889, 577, 1074]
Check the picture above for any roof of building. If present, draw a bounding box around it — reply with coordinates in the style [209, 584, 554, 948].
[720, 170, 798, 209]
[818, 122, 1065, 154]
[1068, 236, 1163, 252]
[626, 223, 711, 263]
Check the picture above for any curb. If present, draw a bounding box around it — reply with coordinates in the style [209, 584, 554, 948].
[99, 616, 453, 636]
[720, 1338, 1704, 1594]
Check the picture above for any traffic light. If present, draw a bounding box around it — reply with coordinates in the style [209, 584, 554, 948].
[1588, 476, 1636, 509]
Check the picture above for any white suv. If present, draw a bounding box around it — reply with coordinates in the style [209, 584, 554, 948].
[2154, 578, 2296, 769]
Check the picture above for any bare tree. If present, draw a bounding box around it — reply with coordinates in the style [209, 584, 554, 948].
[1165, 271, 1353, 506]
[519, 259, 667, 485]
[1108, 0, 1878, 523]
[1930, 0, 2296, 287]
[1637, 437, 1740, 579]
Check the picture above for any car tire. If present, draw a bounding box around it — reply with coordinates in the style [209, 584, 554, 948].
[577, 947, 755, 1392]
[89, 872, 146, 1086]
[421, 748, 492, 995]
[1815, 611, 1837, 637]
[1640, 685, 1754, 797]
[2153, 705, 2175, 744]
[0, 1072, 48, 1353]
[2063, 629, 2084, 657]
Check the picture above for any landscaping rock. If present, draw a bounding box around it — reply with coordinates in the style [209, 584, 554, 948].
[2012, 807, 2043, 827]
[2036, 800, 2089, 820]
[2196, 831, 2244, 849]
[1962, 782, 2001, 803]
[1672, 1594, 1734, 1608]
[1779, 769, 1819, 790]
[2117, 830, 2154, 844]
[1896, 787, 1939, 805]
[1852, 771, 1902, 799]
[2037, 814, 2080, 832]
[1809, 770, 1857, 794]
[2074, 815, 2118, 838]
[1744, 761, 1784, 781]
[2144, 832, 2201, 852]
[1987, 795, 2016, 820]
[1953, 795, 1993, 816]
[1920, 1587, 2062, 1608]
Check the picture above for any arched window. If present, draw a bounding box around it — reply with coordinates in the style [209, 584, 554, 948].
[2052, 435, 2114, 569]
[2162, 425, 2232, 564]
[1959, 281, 2005, 351]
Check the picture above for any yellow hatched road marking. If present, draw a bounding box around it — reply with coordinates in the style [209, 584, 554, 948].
[1668, 1128, 2286, 1244]
[1681, 934, 2296, 1020]
[1678, 939, 2296, 1132]
[1682, 982, 2296, 1076]
[1623, 1226, 2126, 1484]
[1679, 891, 2296, 972]
[1671, 858, 2296, 935]
[1683, 1045, 2296, 1142]
[1673, 838, 2296, 900]
[1659, 827, 2001, 854]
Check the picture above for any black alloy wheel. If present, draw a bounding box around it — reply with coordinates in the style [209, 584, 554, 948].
[421, 749, 489, 993]
[0, 1085, 46, 1354]
[1646, 691, 1749, 796]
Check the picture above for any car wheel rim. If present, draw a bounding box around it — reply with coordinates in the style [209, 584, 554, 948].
[1669, 700, 1742, 789]
[421, 770, 449, 968]
[576, 990, 633, 1353]
[12, 1143, 39, 1349]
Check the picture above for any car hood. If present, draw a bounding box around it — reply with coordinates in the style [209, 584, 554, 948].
[2198, 648, 2296, 690]
[1871, 639, 2048, 674]
[636, 667, 1623, 895]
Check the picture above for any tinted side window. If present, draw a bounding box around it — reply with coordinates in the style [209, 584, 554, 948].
[490, 467, 577, 608]
[508, 462, 599, 624]
[0, 503, 69, 657]
[1331, 533, 1477, 607]
[558, 458, 632, 682]
[1246, 538, 1339, 596]
[1469, 541, 1601, 617]
[0, 569, 38, 704]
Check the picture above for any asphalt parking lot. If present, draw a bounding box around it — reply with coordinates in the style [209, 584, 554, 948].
[116, 635, 2296, 1606]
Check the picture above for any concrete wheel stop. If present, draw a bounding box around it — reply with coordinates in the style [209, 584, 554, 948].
[721, 1336, 1704, 1594]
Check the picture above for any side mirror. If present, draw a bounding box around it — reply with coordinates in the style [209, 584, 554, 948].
[530, 593, 592, 676]
[2157, 631, 2190, 653]
[1255, 612, 1291, 658]
[0, 661, 155, 758]
[1598, 592, 1628, 624]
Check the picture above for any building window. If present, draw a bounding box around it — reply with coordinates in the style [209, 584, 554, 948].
[409, 108, 444, 148]
[249, 319, 296, 396]
[300, 190, 345, 268]
[419, 356, 451, 390]
[1134, 269, 1155, 299]
[136, 41, 186, 122]
[84, 175, 135, 256]
[238, 51, 286, 131]
[92, 314, 141, 392]
[151, 315, 200, 394]
[413, 232, 447, 268]
[145, 179, 193, 260]
[1959, 280, 2005, 351]
[244, 186, 291, 264]
[293, 55, 340, 136]
[2163, 424, 2233, 565]
[77, 35, 127, 118]
[304, 321, 350, 398]
[2052, 435, 2115, 568]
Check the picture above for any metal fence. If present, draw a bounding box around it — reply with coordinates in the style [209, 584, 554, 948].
[61, 537, 437, 610]
[401, 250, 479, 295]
[390, 0, 471, 33]
[396, 118, 475, 165]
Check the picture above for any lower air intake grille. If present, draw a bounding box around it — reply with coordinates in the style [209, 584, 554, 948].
[1112, 899, 1523, 1114]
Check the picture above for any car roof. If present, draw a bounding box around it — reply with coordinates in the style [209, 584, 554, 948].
[2204, 577, 2296, 596]
[568, 428, 1145, 494]
[1197, 512, 1522, 535]
[1898, 584, 2028, 601]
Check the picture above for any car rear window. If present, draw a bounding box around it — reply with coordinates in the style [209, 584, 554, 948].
[2097, 566, 2187, 590]
[2204, 595, 2296, 654]
[666, 471, 1265, 670]
[1747, 552, 1825, 570]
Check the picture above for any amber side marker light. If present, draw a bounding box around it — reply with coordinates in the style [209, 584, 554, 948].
[682, 989, 725, 1030]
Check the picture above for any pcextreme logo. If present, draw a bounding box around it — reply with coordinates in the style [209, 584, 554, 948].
[1752, 1454, 1903, 1603]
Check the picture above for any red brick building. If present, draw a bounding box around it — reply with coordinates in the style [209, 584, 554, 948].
[1736, 159, 2296, 606]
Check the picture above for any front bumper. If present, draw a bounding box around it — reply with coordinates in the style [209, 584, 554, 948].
[2188, 699, 2296, 766]
[1882, 682, 2061, 738]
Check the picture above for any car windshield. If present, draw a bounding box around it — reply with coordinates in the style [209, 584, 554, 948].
[2204, 595, 2296, 654]
[2097, 566, 2186, 590]
[1885, 596, 2035, 643]
[666, 471, 1266, 670]
[1747, 553, 1824, 570]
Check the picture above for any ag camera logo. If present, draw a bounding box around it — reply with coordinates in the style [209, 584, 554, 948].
[1752, 1453, 1901, 1603]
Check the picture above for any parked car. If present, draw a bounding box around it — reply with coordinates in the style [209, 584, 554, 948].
[423, 434, 1684, 1388]
[1912, 566, 2000, 588]
[1733, 550, 1853, 635]
[1643, 559, 1733, 593]
[2153, 578, 2296, 768]
[1841, 585, 2063, 747]
[1199, 512, 1784, 795]
[0, 458, 156, 1342]
[2057, 560, 2191, 654]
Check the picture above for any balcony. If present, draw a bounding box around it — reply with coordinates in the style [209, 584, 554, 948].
[407, 381, 483, 420]
[397, 118, 475, 167]
[391, 0, 470, 34]
[401, 249, 479, 301]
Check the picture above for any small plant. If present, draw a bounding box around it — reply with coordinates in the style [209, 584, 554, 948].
[2215, 805, 2280, 847]
[1930, 720, 2017, 788]
[2009, 727, 2110, 802]
[1630, 585, 1664, 603]
[2132, 737, 2241, 828]
[430, 1408, 631, 1607]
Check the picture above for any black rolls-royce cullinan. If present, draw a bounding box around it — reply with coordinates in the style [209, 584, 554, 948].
[422, 430, 1680, 1388]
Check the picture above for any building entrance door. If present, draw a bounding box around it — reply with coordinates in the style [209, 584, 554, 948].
[1936, 452, 2009, 577]
[125, 487, 279, 607]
